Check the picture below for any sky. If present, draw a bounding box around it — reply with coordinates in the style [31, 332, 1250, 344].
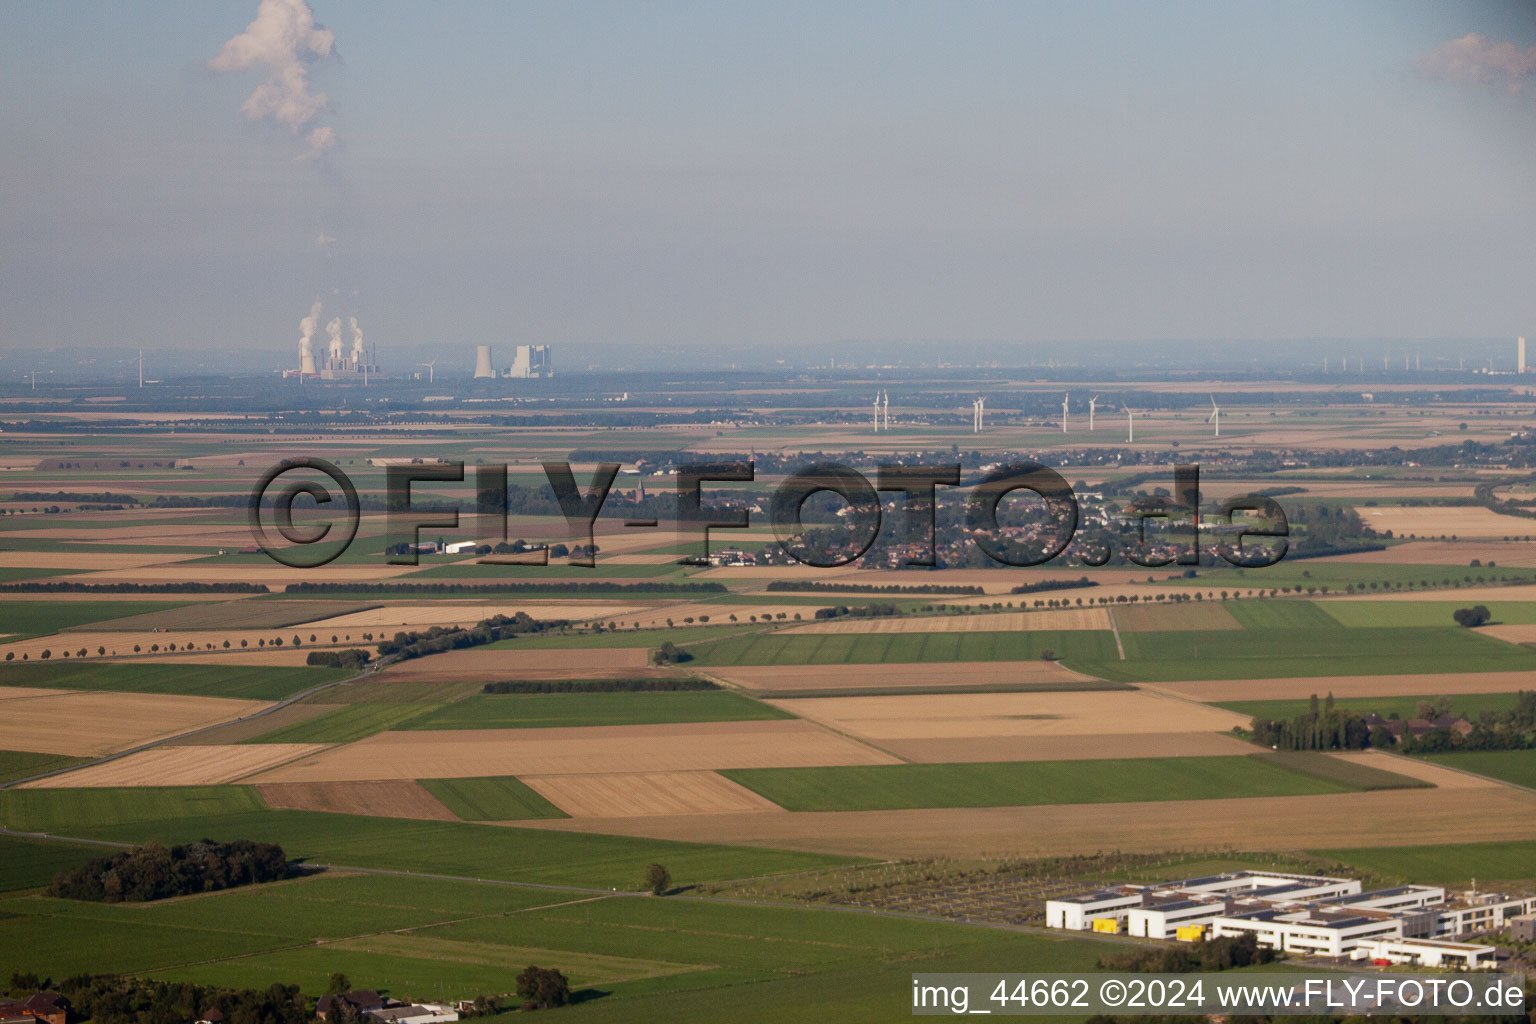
[2, 1, 1535, 371]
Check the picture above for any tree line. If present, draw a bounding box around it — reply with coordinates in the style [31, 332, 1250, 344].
[48, 840, 289, 903]
[483, 677, 717, 693]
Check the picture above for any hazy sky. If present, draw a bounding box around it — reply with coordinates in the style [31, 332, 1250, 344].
[2, 1, 1535, 366]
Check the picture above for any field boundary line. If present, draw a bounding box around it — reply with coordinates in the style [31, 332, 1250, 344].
[1106, 607, 1126, 660]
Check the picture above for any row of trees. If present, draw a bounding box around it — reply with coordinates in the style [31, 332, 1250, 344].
[304, 648, 372, 671]
[48, 840, 289, 903]
[375, 612, 550, 659]
[483, 677, 716, 694]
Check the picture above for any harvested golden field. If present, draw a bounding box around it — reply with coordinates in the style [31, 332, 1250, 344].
[521, 771, 785, 817]
[374, 647, 653, 681]
[294, 603, 647, 630]
[252, 720, 898, 783]
[783, 607, 1109, 635]
[1355, 506, 1536, 540]
[769, 691, 1248, 743]
[258, 780, 459, 821]
[1111, 603, 1241, 631]
[1313, 541, 1536, 567]
[0, 686, 67, 700]
[1144, 671, 1536, 702]
[0, 690, 267, 755]
[712, 660, 1097, 693]
[121, 649, 324, 665]
[0, 629, 360, 662]
[22, 744, 325, 788]
[880, 731, 1257, 763]
[519, 787, 1536, 860]
[1479, 624, 1536, 645]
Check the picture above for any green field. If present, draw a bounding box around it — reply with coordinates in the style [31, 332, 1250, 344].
[0, 663, 349, 700]
[496, 624, 763, 650]
[1322, 600, 1536, 628]
[1247, 751, 1431, 791]
[722, 755, 1368, 812]
[1168, 562, 1536, 591]
[0, 749, 89, 785]
[0, 790, 859, 890]
[0, 835, 103, 893]
[1423, 750, 1536, 789]
[1217, 692, 1525, 723]
[0, 869, 1107, 1018]
[1080, 624, 1536, 682]
[681, 629, 1118, 666]
[57, 599, 382, 631]
[399, 691, 793, 731]
[245, 702, 441, 744]
[1316, 840, 1536, 886]
[419, 777, 569, 820]
[0, 599, 199, 638]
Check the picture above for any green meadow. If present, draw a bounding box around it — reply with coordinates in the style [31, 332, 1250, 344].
[721, 754, 1370, 812]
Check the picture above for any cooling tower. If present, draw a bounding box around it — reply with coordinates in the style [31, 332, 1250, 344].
[474, 345, 494, 379]
[299, 337, 316, 375]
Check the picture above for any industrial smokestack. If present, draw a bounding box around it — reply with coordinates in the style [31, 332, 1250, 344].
[1520, 336, 1527, 375]
[348, 316, 365, 364]
[326, 317, 343, 363]
[474, 345, 494, 379]
[298, 301, 320, 374]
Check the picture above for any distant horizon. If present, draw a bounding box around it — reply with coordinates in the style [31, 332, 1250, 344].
[2, 2, 1534, 355]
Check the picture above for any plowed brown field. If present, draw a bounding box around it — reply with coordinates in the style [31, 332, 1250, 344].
[258, 780, 459, 821]
[1145, 672, 1536, 702]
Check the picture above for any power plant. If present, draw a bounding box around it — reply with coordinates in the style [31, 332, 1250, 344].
[288, 301, 378, 380]
[509, 344, 553, 378]
[474, 344, 554, 379]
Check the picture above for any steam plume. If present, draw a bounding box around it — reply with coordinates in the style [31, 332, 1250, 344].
[348, 316, 364, 360]
[325, 316, 343, 361]
[1414, 33, 1536, 94]
[209, 0, 338, 153]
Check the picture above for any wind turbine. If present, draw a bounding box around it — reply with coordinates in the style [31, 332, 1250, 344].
[1061, 393, 1069, 433]
[873, 392, 881, 431]
[1124, 403, 1136, 443]
[417, 361, 436, 383]
[1207, 394, 1221, 438]
[1088, 394, 1098, 431]
[881, 389, 889, 430]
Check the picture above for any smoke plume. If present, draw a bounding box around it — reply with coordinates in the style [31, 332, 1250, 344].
[1414, 33, 1536, 94]
[348, 316, 364, 357]
[209, 0, 339, 153]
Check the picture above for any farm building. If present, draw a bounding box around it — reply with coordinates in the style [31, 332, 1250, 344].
[0, 994, 67, 1024]
[1047, 871, 1536, 964]
[365, 1005, 459, 1024]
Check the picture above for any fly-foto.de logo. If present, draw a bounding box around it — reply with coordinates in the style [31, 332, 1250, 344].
[248, 459, 1289, 571]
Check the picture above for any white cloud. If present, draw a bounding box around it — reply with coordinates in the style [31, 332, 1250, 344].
[209, 0, 338, 151]
[1414, 33, 1536, 94]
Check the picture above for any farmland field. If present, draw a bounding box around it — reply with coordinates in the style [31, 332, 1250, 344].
[720, 755, 1372, 812]
[1216, 691, 1525, 722]
[681, 629, 1119, 666]
[0, 834, 103, 893]
[418, 776, 570, 820]
[397, 691, 793, 730]
[245, 702, 443, 744]
[0, 599, 199, 638]
[1323, 600, 1536, 628]
[0, 749, 88, 784]
[1423, 750, 1536, 789]
[1315, 840, 1536, 885]
[0, 662, 349, 700]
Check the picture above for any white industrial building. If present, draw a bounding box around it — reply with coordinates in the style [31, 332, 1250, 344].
[509, 344, 552, 378]
[1046, 870, 1535, 967]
